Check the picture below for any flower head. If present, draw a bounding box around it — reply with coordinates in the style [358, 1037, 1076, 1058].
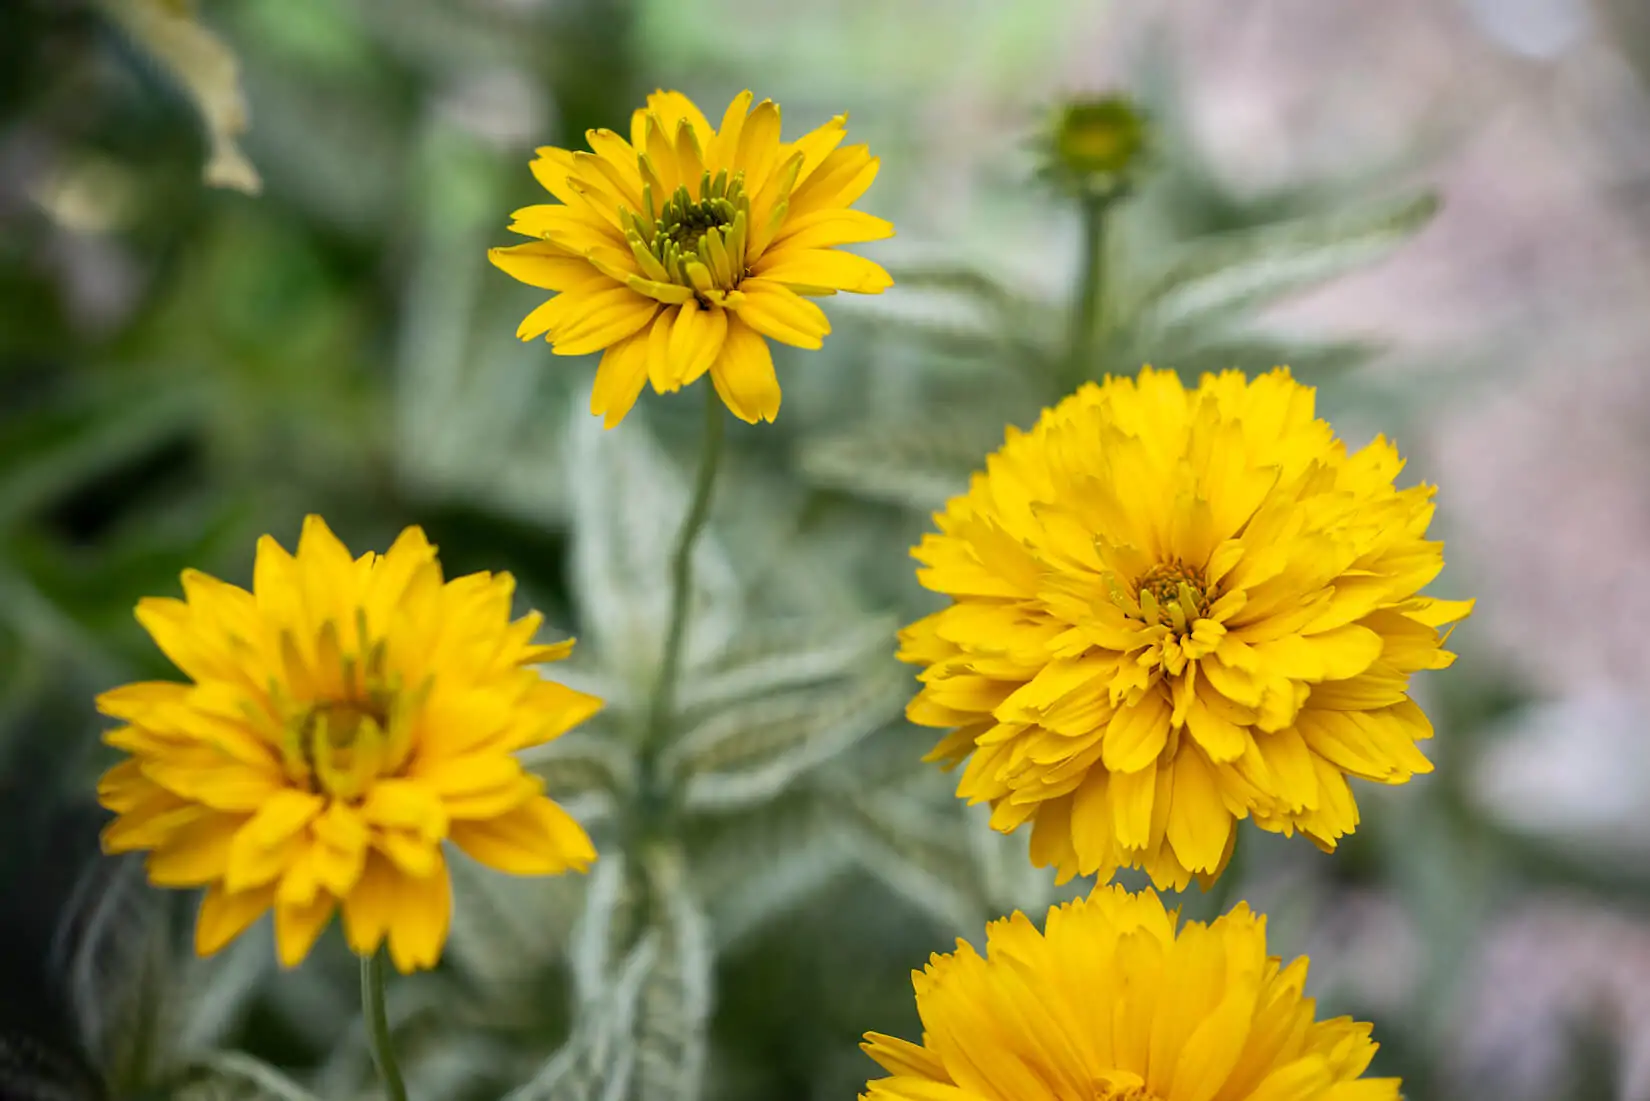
[490, 89, 894, 428]
[1043, 94, 1149, 195]
[900, 368, 1472, 889]
[96, 516, 602, 971]
[862, 885, 1399, 1101]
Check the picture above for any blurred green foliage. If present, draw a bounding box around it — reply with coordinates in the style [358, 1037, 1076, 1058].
[0, 2, 1603, 1101]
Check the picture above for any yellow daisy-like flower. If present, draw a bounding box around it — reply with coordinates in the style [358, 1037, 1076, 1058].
[489, 89, 894, 427]
[96, 516, 602, 972]
[900, 368, 1473, 889]
[862, 885, 1399, 1101]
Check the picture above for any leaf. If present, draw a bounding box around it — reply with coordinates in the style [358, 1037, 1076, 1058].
[567, 854, 641, 1009]
[631, 849, 711, 1101]
[565, 398, 741, 688]
[800, 414, 1006, 512]
[501, 933, 656, 1101]
[173, 1053, 319, 1101]
[97, 0, 261, 193]
[675, 615, 899, 715]
[1133, 192, 1439, 334]
[445, 854, 590, 1002]
[518, 730, 633, 805]
[0, 1031, 102, 1101]
[837, 786, 986, 933]
[689, 786, 854, 950]
[670, 661, 909, 813]
[1144, 333, 1381, 383]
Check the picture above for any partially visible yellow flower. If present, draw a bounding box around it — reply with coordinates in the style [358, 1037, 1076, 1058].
[489, 89, 894, 428]
[96, 516, 602, 972]
[862, 885, 1399, 1101]
[901, 368, 1473, 889]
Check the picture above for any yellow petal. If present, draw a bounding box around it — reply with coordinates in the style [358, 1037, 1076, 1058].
[752, 247, 892, 295]
[386, 855, 452, 972]
[1165, 749, 1230, 872]
[668, 299, 728, 386]
[195, 882, 273, 957]
[708, 317, 781, 424]
[274, 891, 335, 968]
[590, 328, 651, 428]
[449, 796, 595, 875]
[489, 242, 604, 291]
[733, 278, 830, 349]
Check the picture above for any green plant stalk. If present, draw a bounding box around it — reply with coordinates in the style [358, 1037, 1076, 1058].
[362, 951, 409, 1101]
[644, 383, 726, 756]
[1066, 191, 1110, 386]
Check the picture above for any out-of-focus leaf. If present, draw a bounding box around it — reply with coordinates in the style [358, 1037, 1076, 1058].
[689, 786, 853, 950]
[519, 730, 632, 807]
[1133, 193, 1439, 333]
[98, 0, 261, 193]
[445, 854, 590, 1002]
[837, 787, 984, 934]
[565, 398, 741, 689]
[670, 662, 909, 813]
[632, 849, 711, 1101]
[0, 383, 199, 526]
[676, 616, 898, 715]
[173, 1052, 318, 1101]
[0, 1031, 101, 1101]
[1146, 333, 1380, 383]
[800, 413, 1007, 512]
[502, 933, 656, 1101]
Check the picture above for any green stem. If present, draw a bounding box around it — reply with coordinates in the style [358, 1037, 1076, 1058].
[361, 952, 408, 1101]
[644, 384, 726, 752]
[1065, 191, 1109, 386]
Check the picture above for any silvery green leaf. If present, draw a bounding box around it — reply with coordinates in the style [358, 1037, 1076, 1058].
[1133, 193, 1439, 334]
[839, 788, 983, 933]
[676, 616, 898, 715]
[173, 1052, 319, 1101]
[519, 730, 633, 805]
[690, 787, 853, 950]
[565, 397, 741, 688]
[799, 413, 1005, 512]
[632, 849, 711, 1101]
[172, 930, 277, 1060]
[0, 1031, 100, 1101]
[446, 853, 591, 999]
[502, 933, 657, 1101]
[568, 854, 640, 1008]
[670, 662, 909, 813]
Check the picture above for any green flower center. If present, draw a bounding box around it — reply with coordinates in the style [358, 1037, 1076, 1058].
[298, 697, 393, 800]
[1135, 559, 1211, 629]
[628, 170, 751, 292]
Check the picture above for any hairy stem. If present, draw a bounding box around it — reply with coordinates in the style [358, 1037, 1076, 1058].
[361, 951, 408, 1101]
[1066, 191, 1110, 385]
[644, 384, 726, 753]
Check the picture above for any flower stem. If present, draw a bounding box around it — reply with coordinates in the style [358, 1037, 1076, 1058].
[645, 384, 726, 751]
[1066, 190, 1110, 386]
[361, 951, 408, 1101]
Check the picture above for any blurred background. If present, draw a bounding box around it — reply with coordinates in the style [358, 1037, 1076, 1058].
[4, 1, 1650, 1099]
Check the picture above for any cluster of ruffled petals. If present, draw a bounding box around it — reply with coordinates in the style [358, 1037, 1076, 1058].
[900, 368, 1472, 888]
[862, 885, 1399, 1101]
[490, 89, 893, 427]
[97, 516, 602, 971]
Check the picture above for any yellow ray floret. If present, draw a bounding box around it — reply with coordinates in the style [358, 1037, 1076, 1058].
[489, 89, 894, 428]
[862, 885, 1400, 1101]
[96, 515, 603, 971]
[900, 367, 1473, 889]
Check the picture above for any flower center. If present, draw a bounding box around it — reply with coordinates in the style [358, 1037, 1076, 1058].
[634, 171, 750, 292]
[1091, 1072, 1158, 1101]
[297, 696, 394, 802]
[1135, 559, 1211, 631]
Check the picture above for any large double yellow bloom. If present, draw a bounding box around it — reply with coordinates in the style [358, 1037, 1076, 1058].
[491, 90, 894, 427]
[901, 368, 1472, 889]
[97, 516, 602, 971]
[863, 885, 1398, 1101]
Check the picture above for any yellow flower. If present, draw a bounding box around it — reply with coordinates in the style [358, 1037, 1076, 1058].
[489, 89, 894, 428]
[862, 885, 1399, 1101]
[900, 368, 1472, 889]
[96, 516, 602, 971]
